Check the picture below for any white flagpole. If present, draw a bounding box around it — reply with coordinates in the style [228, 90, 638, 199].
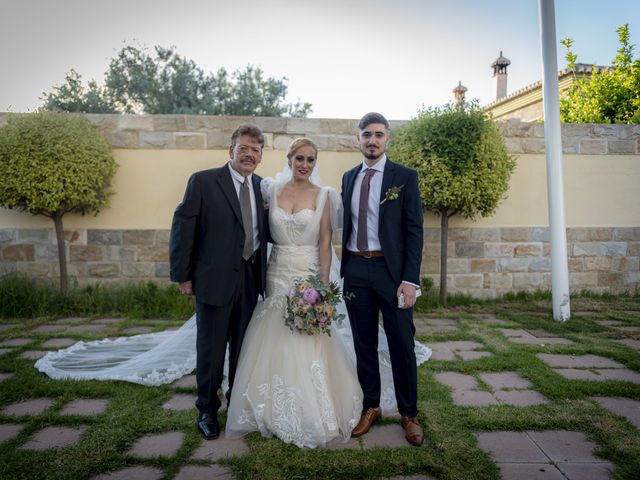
[538, 0, 571, 321]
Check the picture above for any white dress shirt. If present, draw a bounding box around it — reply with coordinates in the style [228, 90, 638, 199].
[228, 163, 260, 253]
[347, 155, 387, 253]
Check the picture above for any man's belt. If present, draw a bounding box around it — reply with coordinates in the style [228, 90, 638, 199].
[348, 250, 384, 258]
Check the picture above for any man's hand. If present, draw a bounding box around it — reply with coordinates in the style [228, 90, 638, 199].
[396, 283, 417, 309]
[179, 280, 194, 296]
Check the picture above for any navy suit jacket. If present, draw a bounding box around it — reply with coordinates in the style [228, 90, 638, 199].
[169, 165, 268, 306]
[340, 158, 423, 286]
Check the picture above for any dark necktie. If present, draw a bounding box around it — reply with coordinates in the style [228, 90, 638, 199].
[240, 177, 254, 260]
[356, 168, 375, 252]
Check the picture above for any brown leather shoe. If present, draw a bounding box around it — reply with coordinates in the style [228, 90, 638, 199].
[351, 407, 382, 437]
[401, 415, 424, 446]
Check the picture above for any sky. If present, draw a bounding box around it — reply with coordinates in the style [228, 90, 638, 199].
[1, 0, 639, 120]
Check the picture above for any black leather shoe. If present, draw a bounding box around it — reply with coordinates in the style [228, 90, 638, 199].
[197, 413, 220, 440]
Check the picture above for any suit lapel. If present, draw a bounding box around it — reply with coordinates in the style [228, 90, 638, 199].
[217, 165, 242, 223]
[379, 159, 397, 222]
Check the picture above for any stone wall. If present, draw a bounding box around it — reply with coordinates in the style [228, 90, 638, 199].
[0, 114, 638, 295]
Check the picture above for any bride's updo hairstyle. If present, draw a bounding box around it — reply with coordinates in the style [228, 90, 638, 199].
[286, 137, 318, 160]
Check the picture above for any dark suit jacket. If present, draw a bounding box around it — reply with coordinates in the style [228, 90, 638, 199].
[341, 158, 423, 285]
[169, 165, 268, 306]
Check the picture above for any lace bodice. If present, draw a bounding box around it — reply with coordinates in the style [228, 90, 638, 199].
[266, 186, 329, 297]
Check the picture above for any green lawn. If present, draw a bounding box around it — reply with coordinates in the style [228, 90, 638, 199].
[0, 281, 639, 479]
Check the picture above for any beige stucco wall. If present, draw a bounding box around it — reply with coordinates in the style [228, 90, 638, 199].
[1, 150, 638, 229]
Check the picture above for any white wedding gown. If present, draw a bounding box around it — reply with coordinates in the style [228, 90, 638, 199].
[35, 185, 431, 448]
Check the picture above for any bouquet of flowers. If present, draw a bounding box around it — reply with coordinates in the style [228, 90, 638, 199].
[285, 271, 346, 336]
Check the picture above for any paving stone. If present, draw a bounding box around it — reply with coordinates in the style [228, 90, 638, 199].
[41, 338, 77, 348]
[495, 390, 548, 406]
[496, 463, 567, 480]
[325, 436, 361, 450]
[452, 390, 499, 406]
[528, 430, 602, 462]
[361, 424, 409, 448]
[573, 311, 598, 317]
[537, 354, 624, 369]
[525, 329, 561, 338]
[476, 431, 548, 462]
[0, 373, 14, 381]
[53, 317, 87, 324]
[381, 476, 438, 480]
[618, 326, 640, 332]
[20, 425, 87, 450]
[162, 394, 197, 411]
[20, 350, 47, 360]
[0, 348, 13, 356]
[32, 324, 68, 333]
[456, 351, 492, 360]
[615, 339, 640, 351]
[429, 349, 456, 361]
[173, 465, 235, 480]
[556, 462, 613, 479]
[2, 398, 55, 416]
[121, 327, 154, 335]
[0, 338, 32, 347]
[592, 396, 640, 429]
[479, 372, 532, 390]
[129, 431, 184, 458]
[500, 328, 528, 338]
[60, 399, 109, 416]
[65, 324, 108, 333]
[90, 466, 164, 480]
[415, 324, 458, 335]
[423, 318, 458, 327]
[434, 372, 477, 390]
[596, 320, 624, 326]
[594, 368, 640, 383]
[554, 369, 602, 381]
[503, 329, 573, 345]
[191, 432, 250, 461]
[0, 423, 24, 443]
[442, 340, 484, 350]
[93, 318, 124, 325]
[0, 324, 18, 332]
[172, 374, 197, 388]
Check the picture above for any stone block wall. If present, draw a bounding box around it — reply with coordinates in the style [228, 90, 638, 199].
[1, 226, 638, 296]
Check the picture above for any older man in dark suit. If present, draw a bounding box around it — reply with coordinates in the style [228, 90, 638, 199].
[169, 124, 268, 440]
[341, 112, 424, 446]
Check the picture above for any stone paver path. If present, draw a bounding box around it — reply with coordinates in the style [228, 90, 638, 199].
[172, 374, 196, 388]
[65, 324, 108, 333]
[591, 396, 640, 429]
[120, 327, 154, 335]
[415, 317, 459, 335]
[2, 398, 55, 416]
[429, 341, 492, 361]
[60, 399, 109, 416]
[162, 394, 197, 411]
[31, 324, 68, 333]
[0, 348, 13, 356]
[191, 432, 250, 461]
[92, 318, 124, 325]
[501, 328, 573, 345]
[0, 338, 32, 347]
[41, 338, 77, 348]
[0, 324, 18, 332]
[0, 423, 25, 443]
[20, 426, 88, 450]
[173, 465, 235, 480]
[53, 317, 86, 325]
[0, 373, 14, 381]
[476, 430, 613, 480]
[537, 353, 640, 384]
[90, 466, 164, 480]
[615, 339, 640, 352]
[129, 431, 184, 458]
[361, 423, 408, 448]
[19, 350, 47, 360]
[435, 371, 547, 407]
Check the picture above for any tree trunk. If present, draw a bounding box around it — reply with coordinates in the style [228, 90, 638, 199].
[439, 211, 449, 305]
[52, 211, 68, 294]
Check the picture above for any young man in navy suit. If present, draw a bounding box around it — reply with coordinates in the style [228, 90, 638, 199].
[341, 112, 424, 446]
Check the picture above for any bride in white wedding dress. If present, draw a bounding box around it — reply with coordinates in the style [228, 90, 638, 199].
[35, 138, 431, 448]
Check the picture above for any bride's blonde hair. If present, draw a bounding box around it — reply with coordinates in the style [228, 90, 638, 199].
[286, 137, 318, 159]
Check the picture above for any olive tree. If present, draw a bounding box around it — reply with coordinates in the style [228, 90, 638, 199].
[388, 103, 516, 303]
[0, 112, 118, 292]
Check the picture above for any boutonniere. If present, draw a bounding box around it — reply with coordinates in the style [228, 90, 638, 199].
[380, 184, 404, 204]
[262, 201, 270, 210]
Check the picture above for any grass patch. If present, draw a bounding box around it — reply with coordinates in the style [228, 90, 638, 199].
[0, 283, 639, 478]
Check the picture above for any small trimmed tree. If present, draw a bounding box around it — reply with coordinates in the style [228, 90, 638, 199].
[0, 112, 118, 292]
[388, 103, 516, 303]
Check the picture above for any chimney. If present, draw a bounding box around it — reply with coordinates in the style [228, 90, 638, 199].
[491, 51, 510, 101]
[452, 81, 467, 109]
